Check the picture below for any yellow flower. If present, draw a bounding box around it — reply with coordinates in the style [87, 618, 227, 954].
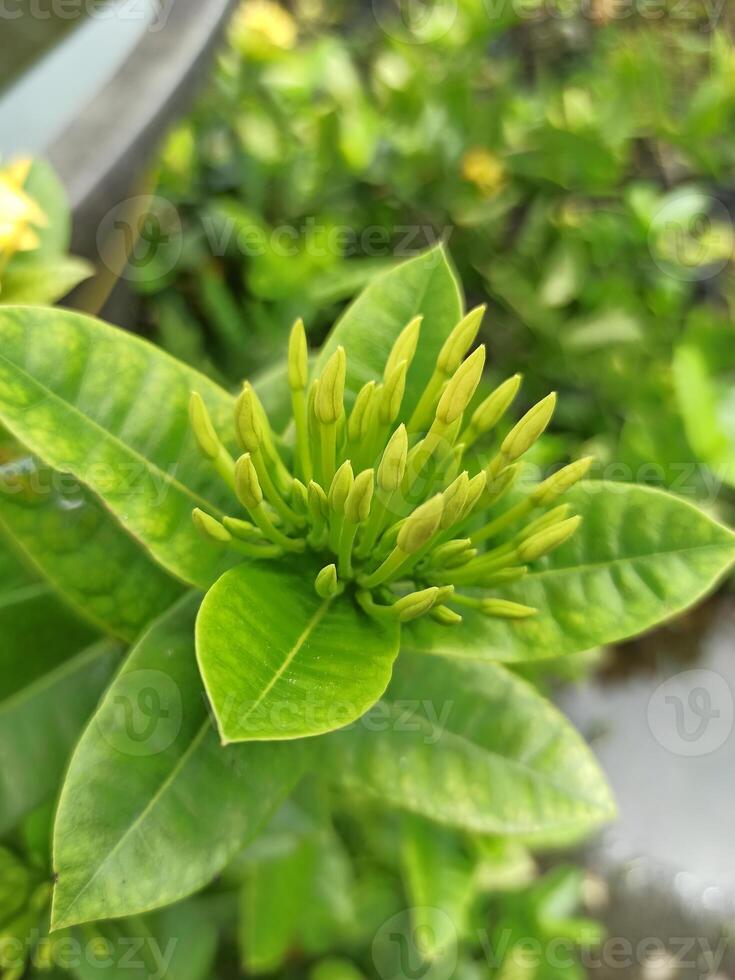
[460, 148, 506, 198]
[0, 159, 48, 264]
[230, 0, 297, 59]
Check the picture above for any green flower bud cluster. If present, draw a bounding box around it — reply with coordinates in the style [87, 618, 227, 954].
[189, 311, 591, 625]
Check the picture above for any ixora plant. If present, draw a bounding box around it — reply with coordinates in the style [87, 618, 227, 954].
[1, 246, 735, 976]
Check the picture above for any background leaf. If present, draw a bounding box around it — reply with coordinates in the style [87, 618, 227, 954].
[196, 562, 401, 742]
[406, 482, 735, 662]
[0, 432, 182, 640]
[314, 245, 464, 417]
[0, 306, 238, 589]
[52, 595, 306, 929]
[321, 651, 615, 837]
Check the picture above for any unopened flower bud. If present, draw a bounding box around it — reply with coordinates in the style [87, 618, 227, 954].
[433, 584, 455, 605]
[530, 456, 593, 505]
[484, 462, 520, 499]
[234, 384, 263, 452]
[348, 380, 377, 442]
[480, 598, 537, 619]
[461, 471, 487, 518]
[437, 306, 485, 376]
[469, 374, 522, 435]
[222, 516, 262, 541]
[436, 346, 486, 425]
[501, 392, 556, 461]
[308, 480, 329, 521]
[397, 494, 444, 553]
[394, 586, 440, 622]
[431, 605, 463, 626]
[345, 468, 374, 524]
[379, 359, 408, 425]
[234, 453, 263, 509]
[517, 515, 581, 562]
[430, 538, 472, 565]
[328, 460, 354, 516]
[440, 472, 469, 529]
[519, 504, 571, 541]
[315, 563, 341, 599]
[288, 317, 308, 391]
[315, 346, 346, 424]
[385, 315, 422, 378]
[192, 507, 231, 543]
[291, 478, 309, 514]
[189, 392, 220, 460]
[377, 424, 408, 491]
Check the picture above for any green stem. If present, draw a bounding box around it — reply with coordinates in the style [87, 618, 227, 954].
[319, 421, 337, 486]
[407, 370, 444, 433]
[338, 521, 358, 578]
[358, 546, 410, 588]
[252, 447, 303, 528]
[472, 498, 534, 544]
[292, 388, 313, 482]
[252, 503, 304, 552]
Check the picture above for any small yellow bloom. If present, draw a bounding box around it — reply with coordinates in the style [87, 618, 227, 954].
[230, 0, 297, 58]
[0, 158, 47, 262]
[460, 148, 506, 198]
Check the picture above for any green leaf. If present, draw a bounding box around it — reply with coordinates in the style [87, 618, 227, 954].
[322, 651, 615, 836]
[0, 637, 119, 836]
[0, 256, 93, 305]
[19, 160, 72, 258]
[69, 901, 218, 980]
[400, 814, 476, 958]
[406, 482, 735, 662]
[0, 434, 183, 640]
[315, 245, 463, 417]
[52, 594, 307, 929]
[239, 837, 316, 973]
[0, 305, 238, 589]
[196, 562, 401, 742]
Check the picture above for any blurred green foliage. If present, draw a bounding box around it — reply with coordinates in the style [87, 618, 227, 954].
[144, 0, 735, 512]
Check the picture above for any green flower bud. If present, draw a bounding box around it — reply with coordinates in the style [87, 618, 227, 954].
[483, 461, 520, 500]
[315, 346, 346, 424]
[501, 392, 556, 461]
[516, 515, 582, 562]
[347, 380, 377, 442]
[288, 317, 309, 391]
[222, 516, 262, 541]
[385, 315, 422, 378]
[291, 478, 309, 514]
[429, 538, 472, 565]
[394, 586, 440, 622]
[377, 424, 408, 491]
[530, 456, 593, 505]
[192, 507, 231, 543]
[345, 468, 374, 524]
[397, 494, 444, 554]
[431, 605, 463, 626]
[308, 480, 329, 521]
[436, 346, 486, 425]
[189, 392, 220, 460]
[234, 453, 263, 510]
[315, 563, 341, 599]
[437, 305, 486, 376]
[468, 374, 522, 435]
[461, 471, 488, 518]
[480, 598, 537, 619]
[519, 503, 571, 541]
[434, 584, 455, 605]
[328, 459, 354, 516]
[234, 384, 263, 452]
[378, 358, 408, 425]
[440, 472, 469, 530]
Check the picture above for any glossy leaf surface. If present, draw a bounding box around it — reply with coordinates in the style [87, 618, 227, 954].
[52, 595, 306, 929]
[196, 562, 401, 742]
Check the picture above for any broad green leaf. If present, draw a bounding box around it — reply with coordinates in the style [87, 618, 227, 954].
[0, 257, 93, 305]
[0, 306, 238, 589]
[315, 245, 463, 417]
[52, 594, 306, 929]
[239, 837, 316, 973]
[70, 901, 218, 980]
[400, 814, 476, 958]
[196, 562, 401, 742]
[406, 482, 735, 662]
[322, 652, 615, 836]
[0, 434, 182, 640]
[539, 241, 586, 309]
[0, 637, 119, 836]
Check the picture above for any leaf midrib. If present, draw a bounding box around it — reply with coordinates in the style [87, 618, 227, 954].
[0, 350, 226, 519]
